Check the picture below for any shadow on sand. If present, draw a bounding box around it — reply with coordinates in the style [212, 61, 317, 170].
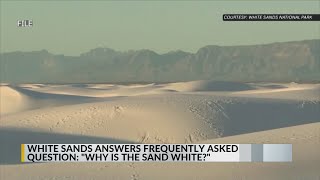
[220, 98, 320, 136]
[0, 127, 135, 165]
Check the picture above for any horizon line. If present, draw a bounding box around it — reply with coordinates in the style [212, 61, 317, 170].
[1, 38, 319, 56]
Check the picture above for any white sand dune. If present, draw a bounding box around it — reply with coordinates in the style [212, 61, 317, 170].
[0, 80, 319, 179]
[1, 93, 319, 143]
[0, 86, 28, 115]
[232, 83, 320, 100]
[17, 83, 161, 97]
[164, 80, 255, 92]
[0, 85, 106, 116]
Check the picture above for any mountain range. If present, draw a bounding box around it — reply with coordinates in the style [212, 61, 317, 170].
[1, 39, 319, 83]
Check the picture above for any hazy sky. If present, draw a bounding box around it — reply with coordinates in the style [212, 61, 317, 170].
[1, 1, 319, 55]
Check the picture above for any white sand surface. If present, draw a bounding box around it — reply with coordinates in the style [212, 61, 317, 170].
[0, 81, 319, 179]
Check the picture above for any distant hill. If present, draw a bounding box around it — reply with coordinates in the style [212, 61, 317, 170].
[1, 39, 319, 83]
